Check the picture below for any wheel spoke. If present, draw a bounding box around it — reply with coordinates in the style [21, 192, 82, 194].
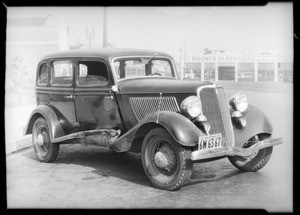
[153, 140, 178, 176]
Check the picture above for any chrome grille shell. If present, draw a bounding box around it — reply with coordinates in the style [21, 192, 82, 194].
[197, 85, 234, 147]
[129, 96, 180, 121]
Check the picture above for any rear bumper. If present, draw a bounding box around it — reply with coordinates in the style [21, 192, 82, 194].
[191, 137, 283, 161]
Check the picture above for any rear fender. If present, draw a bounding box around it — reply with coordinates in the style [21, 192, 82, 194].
[25, 104, 65, 142]
[110, 111, 204, 152]
[232, 104, 273, 148]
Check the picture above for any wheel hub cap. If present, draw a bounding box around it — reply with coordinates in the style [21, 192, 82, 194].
[154, 151, 169, 168]
[36, 134, 44, 147]
[154, 146, 175, 169]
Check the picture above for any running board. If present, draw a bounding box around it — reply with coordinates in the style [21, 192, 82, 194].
[52, 129, 121, 145]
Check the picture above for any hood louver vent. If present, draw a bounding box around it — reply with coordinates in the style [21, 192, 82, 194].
[129, 96, 180, 121]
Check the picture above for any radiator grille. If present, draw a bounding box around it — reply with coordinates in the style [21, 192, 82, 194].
[129, 96, 180, 121]
[200, 87, 232, 145]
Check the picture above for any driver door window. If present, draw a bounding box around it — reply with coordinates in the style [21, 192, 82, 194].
[78, 61, 110, 86]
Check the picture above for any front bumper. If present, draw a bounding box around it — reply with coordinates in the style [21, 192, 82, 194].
[191, 137, 283, 161]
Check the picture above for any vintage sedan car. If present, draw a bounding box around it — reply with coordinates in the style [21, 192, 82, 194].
[25, 48, 282, 191]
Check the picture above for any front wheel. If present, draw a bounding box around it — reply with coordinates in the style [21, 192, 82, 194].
[228, 134, 273, 172]
[141, 128, 193, 191]
[32, 118, 59, 163]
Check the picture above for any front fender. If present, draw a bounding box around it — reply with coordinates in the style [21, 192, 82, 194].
[232, 104, 273, 148]
[110, 111, 204, 152]
[151, 111, 205, 145]
[25, 104, 65, 142]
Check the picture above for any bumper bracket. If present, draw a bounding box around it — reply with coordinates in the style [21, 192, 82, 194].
[191, 137, 283, 161]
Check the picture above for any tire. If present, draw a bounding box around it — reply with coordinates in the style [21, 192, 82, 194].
[228, 134, 273, 172]
[141, 128, 193, 191]
[32, 118, 59, 163]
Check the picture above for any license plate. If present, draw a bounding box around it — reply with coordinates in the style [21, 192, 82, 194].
[198, 133, 222, 151]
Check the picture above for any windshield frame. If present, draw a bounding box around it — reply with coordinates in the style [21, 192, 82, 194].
[110, 55, 178, 83]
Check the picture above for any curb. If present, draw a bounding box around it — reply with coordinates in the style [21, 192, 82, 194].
[6, 135, 32, 155]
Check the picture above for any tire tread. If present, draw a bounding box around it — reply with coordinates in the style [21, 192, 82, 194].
[142, 128, 193, 191]
[229, 145, 273, 172]
[33, 118, 59, 163]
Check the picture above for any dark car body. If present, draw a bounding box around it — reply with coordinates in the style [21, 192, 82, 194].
[25, 48, 282, 190]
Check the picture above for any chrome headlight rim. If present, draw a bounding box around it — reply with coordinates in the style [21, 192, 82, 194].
[229, 93, 248, 113]
[180, 95, 203, 119]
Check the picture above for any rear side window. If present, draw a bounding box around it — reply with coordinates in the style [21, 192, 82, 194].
[37, 63, 49, 86]
[51, 61, 73, 86]
[77, 61, 110, 86]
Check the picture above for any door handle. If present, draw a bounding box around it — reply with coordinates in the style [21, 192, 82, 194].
[104, 95, 114, 100]
[65, 95, 75, 100]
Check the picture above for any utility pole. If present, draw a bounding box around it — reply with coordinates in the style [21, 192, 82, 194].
[184, 40, 186, 64]
[184, 40, 186, 79]
[85, 26, 95, 48]
[180, 48, 182, 80]
[103, 7, 108, 48]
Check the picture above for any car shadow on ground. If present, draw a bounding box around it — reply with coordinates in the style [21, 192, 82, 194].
[22, 144, 245, 190]
[188, 169, 244, 188]
[188, 161, 245, 186]
[22, 144, 153, 188]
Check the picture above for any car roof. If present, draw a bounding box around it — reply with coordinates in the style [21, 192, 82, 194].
[40, 48, 173, 61]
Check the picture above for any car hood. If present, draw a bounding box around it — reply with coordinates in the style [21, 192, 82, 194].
[117, 77, 214, 94]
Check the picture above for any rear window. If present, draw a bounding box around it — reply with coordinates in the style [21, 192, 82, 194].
[37, 63, 49, 86]
[50, 61, 73, 86]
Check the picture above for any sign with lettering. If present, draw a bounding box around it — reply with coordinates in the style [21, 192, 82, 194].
[186, 55, 257, 62]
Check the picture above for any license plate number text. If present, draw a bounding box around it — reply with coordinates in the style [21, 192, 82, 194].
[198, 134, 222, 151]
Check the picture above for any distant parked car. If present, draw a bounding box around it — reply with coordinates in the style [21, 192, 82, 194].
[25, 48, 282, 190]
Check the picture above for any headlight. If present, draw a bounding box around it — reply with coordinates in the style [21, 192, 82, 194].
[229, 93, 248, 113]
[180, 96, 202, 119]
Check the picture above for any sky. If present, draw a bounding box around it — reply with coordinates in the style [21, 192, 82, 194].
[7, 3, 293, 59]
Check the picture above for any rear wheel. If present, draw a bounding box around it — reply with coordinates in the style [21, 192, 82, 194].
[32, 118, 59, 163]
[228, 134, 273, 172]
[141, 128, 193, 191]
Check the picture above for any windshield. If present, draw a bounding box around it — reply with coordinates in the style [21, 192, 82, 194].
[112, 57, 176, 81]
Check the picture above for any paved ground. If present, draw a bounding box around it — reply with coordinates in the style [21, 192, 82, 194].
[5, 83, 293, 211]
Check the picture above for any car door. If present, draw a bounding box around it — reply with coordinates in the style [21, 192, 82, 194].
[48, 59, 78, 134]
[74, 58, 122, 131]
